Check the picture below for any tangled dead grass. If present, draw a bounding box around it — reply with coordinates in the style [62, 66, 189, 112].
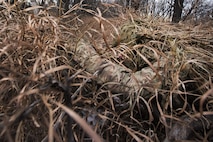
[0, 2, 213, 142]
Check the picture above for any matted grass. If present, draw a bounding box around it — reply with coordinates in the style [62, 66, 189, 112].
[0, 2, 213, 142]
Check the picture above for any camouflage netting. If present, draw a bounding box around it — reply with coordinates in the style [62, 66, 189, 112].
[0, 3, 213, 142]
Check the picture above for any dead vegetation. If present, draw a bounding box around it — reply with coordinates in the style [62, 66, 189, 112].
[0, 2, 213, 142]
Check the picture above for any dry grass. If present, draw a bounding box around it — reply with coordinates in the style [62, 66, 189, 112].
[0, 2, 213, 142]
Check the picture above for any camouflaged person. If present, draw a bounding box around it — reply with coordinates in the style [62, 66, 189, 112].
[112, 19, 159, 72]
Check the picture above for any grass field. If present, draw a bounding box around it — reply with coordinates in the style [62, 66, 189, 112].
[0, 2, 213, 142]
